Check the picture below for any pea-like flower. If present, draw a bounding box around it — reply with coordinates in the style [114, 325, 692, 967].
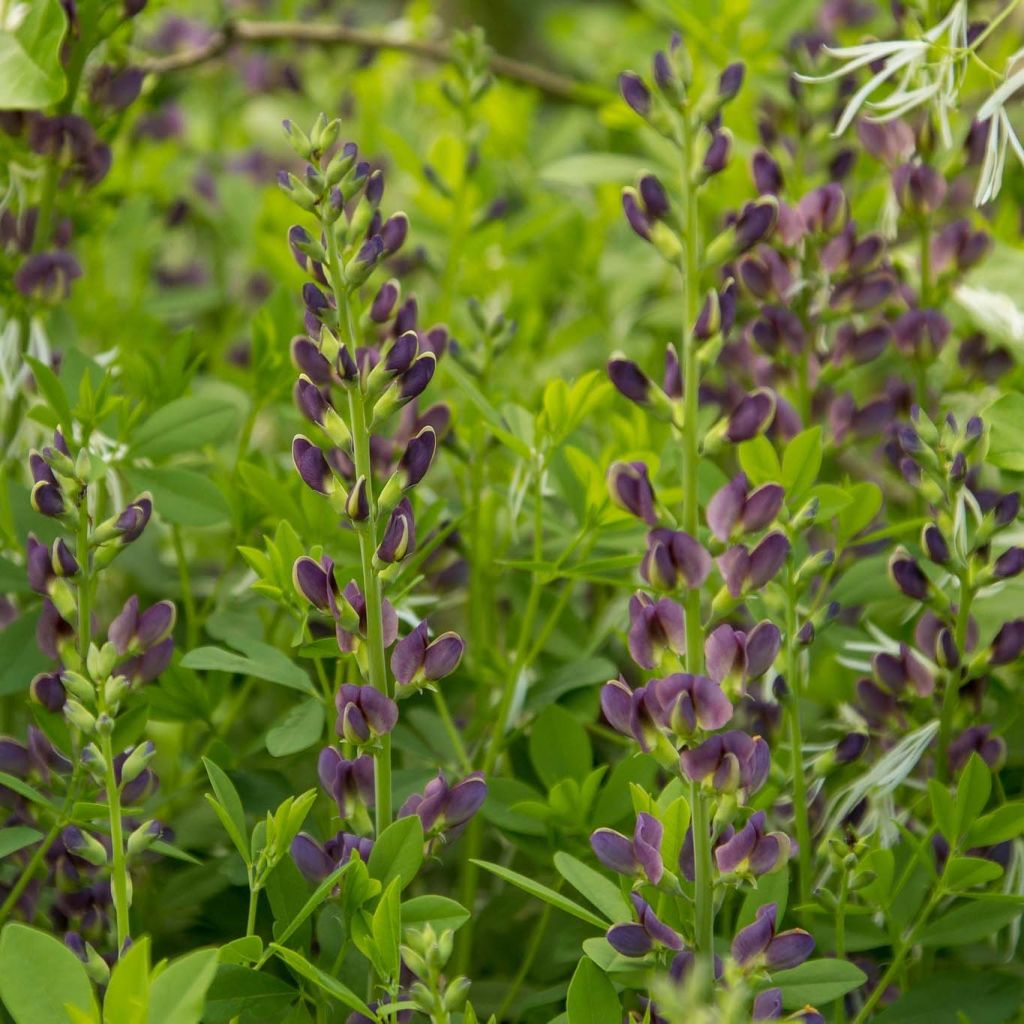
[607, 461, 657, 525]
[390, 621, 465, 687]
[679, 729, 770, 798]
[291, 831, 374, 884]
[334, 684, 398, 745]
[590, 812, 664, 884]
[606, 893, 683, 957]
[706, 474, 785, 542]
[318, 748, 375, 820]
[714, 810, 791, 876]
[731, 903, 814, 970]
[399, 772, 487, 839]
[717, 532, 791, 597]
[705, 621, 781, 691]
[627, 592, 686, 670]
[641, 530, 712, 591]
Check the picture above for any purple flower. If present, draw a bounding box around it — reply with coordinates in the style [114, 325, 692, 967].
[717, 532, 790, 597]
[399, 772, 486, 838]
[608, 356, 652, 406]
[390, 621, 465, 686]
[606, 893, 682, 957]
[715, 811, 790, 876]
[725, 390, 777, 443]
[706, 474, 784, 542]
[334, 684, 398, 745]
[619, 72, 651, 116]
[608, 461, 657, 525]
[679, 729, 770, 798]
[731, 903, 814, 969]
[948, 726, 1006, 775]
[14, 251, 82, 302]
[704, 621, 781, 690]
[627, 592, 686, 669]
[376, 498, 416, 564]
[641, 529, 712, 590]
[107, 596, 176, 655]
[291, 831, 373, 883]
[318, 748, 375, 819]
[888, 548, 929, 601]
[591, 812, 664, 884]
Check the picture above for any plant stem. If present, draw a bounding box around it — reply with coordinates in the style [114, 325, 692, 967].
[835, 866, 850, 1024]
[937, 568, 973, 781]
[101, 731, 132, 952]
[323, 221, 394, 833]
[678, 106, 715, 962]
[139, 19, 605, 104]
[852, 887, 942, 1024]
[0, 820, 61, 924]
[172, 525, 198, 649]
[785, 566, 812, 906]
[246, 881, 259, 937]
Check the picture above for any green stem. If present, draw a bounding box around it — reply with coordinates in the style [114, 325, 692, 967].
[0, 820, 61, 924]
[835, 867, 850, 1024]
[937, 569, 973, 782]
[852, 887, 942, 1024]
[101, 731, 131, 952]
[323, 222, 393, 833]
[246, 881, 259, 937]
[678, 107, 714, 962]
[432, 689, 471, 772]
[785, 566, 812, 906]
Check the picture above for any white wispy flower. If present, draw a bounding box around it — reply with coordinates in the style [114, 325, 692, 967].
[974, 55, 1024, 204]
[796, 1, 968, 141]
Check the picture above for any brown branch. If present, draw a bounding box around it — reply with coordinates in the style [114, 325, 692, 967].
[137, 19, 607, 105]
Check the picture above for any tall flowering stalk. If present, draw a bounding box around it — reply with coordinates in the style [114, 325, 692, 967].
[11, 429, 170, 962]
[615, 38, 783, 966]
[279, 115, 484, 1015]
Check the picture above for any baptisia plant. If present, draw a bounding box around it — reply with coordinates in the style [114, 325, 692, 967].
[277, 114, 485, 1019]
[0, 425, 171, 978]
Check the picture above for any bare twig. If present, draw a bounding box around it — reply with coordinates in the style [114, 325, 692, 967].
[137, 19, 606, 105]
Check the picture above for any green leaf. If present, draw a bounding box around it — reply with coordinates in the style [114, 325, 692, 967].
[124, 467, 230, 528]
[553, 852, 631, 922]
[955, 752, 991, 835]
[183, 644, 314, 695]
[983, 392, 1024, 471]
[529, 705, 591, 788]
[837, 482, 882, 540]
[24, 355, 72, 430]
[132, 397, 239, 458]
[471, 860, 606, 928]
[0, 0, 66, 110]
[921, 897, 1024, 946]
[782, 426, 822, 502]
[771, 959, 867, 1008]
[202, 758, 249, 865]
[0, 826, 42, 859]
[873, 969, 1023, 1023]
[372, 878, 402, 982]
[268, 945, 375, 1019]
[217, 936, 263, 965]
[103, 936, 150, 1024]
[808, 483, 853, 522]
[928, 779, 956, 845]
[942, 855, 1003, 891]
[540, 152, 644, 186]
[566, 957, 620, 1024]
[737, 436, 781, 485]
[968, 802, 1024, 847]
[0, 923, 98, 1023]
[266, 699, 324, 757]
[146, 948, 219, 1024]
[401, 895, 470, 932]
[202, 965, 296, 1024]
[368, 816, 423, 891]
[272, 859, 353, 952]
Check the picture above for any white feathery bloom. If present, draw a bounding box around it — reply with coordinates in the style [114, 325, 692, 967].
[974, 55, 1024, 204]
[795, 1, 968, 140]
